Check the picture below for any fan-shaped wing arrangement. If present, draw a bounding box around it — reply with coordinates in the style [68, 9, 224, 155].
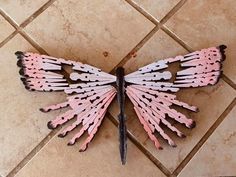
[125, 45, 226, 149]
[15, 51, 116, 151]
[15, 45, 226, 163]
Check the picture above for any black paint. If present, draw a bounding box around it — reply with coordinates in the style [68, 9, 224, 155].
[116, 67, 127, 165]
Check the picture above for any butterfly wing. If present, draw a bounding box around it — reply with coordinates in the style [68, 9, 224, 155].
[125, 45, 226, 149]
[15, 51, 116, 151]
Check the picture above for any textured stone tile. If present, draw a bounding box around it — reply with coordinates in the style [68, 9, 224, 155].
[15, 119, 165, 177]
[179, 106, 236, 177]
[133, 0, 180, 21]
[109, 30, 236, 172]
[24, 0, 154, 72]
[0, 0, 48, 24]
[166, 0, 236, 83]
[0, 15, 15, 43]
[123, 30, 187, 74]
[0, 35, 66, 176]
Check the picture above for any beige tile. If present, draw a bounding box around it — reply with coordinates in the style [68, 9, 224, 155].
[15, 119, 166, 177]
[0, 0, 48, 24]
[0, 35, 66, 176]
[133, 0, 180, 21]
[179, 106, 236, 177]
[0, 14, 15, 43]
[166, 0, 236, 83]
[123, 30, 187, 74]
[24, 0, 154, 72]
[109, 30, 236, 172]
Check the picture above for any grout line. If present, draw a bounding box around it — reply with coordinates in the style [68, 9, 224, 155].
[14, 0, 234, 175]
[2, 0, 234, 176]
[172, 98, 236, 176]
[0, 1, 58, 176]
[19, 30, 48, 54]
[0, 0, 56, 28]
[110, 25, 160, 74]
[160, 25, 236, 90]
[8, 23, 168, 176]
[222, 74, 236, 90]
[124, 0, 189, 49]
[160, 25, 194, 52]
[6, 129, 61, 177]
[0, 9, 18, 29]
[106, 112, 171, 177]
[0, 9, 48, 54]
[117, 0, 191, 72]
[0, 1, 202, 177]
[0, 0, 56, 51]
[113, 1, 236, 174]
[161, 22, 236, 174]
[160, 0, 187, 24]
[0, 10, 19, 48]
[20, 0, 57, 28]
[110, 0, 188, 75]
[125, 0, 159, 25]
[0, 30, 18, 48]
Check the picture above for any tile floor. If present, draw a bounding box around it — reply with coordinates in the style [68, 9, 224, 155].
[0, 0, 235, 177]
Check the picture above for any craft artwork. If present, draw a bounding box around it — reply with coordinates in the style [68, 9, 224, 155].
[15, 45, 226, 164]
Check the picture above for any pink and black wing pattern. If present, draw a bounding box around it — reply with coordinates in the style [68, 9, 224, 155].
[15, 45, 226, 161]
[15, 51, 116, 151]
[125, 45, 226, 149]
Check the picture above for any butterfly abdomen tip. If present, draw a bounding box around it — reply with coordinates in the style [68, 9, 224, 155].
[121, 159, 126, 165]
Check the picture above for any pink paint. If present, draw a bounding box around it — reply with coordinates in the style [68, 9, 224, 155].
[16, 45, 226, 153]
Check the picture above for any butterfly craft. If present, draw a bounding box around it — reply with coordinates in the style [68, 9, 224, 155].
[15, 45, 226, 164]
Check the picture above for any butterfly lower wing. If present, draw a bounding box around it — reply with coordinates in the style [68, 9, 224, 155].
[16, 51, 117, 151]
[46, 85, 116, 151]
[125, 45, 226, 149]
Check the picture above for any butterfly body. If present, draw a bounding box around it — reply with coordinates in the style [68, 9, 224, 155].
[15, 45, 226, 164]
[116, 67, 127, 164]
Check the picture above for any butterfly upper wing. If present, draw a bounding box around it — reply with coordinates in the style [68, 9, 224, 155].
[15, 51, 116, 151]
[15, 51, 116, 91]
[125, 45, 226, 149]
